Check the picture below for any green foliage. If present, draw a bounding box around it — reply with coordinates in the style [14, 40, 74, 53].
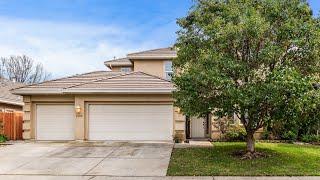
[261, 129, 272, 140]
[213, 116, 232, 135]
[173, 0, 320, 151]
[225, 125, 247, 141]
[281, 131, 298, 141]
[301, 134, 320, 143]
[0, 134, 7, 143]
[262, 116, 319, 141]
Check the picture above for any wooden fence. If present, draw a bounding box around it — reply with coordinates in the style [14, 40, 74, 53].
[0, 112, 23, 140]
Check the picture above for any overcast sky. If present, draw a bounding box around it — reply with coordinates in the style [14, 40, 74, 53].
[0, 0, 319, 78]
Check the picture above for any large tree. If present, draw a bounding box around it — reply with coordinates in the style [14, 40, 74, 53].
[174, 0, 320, 155]
[0, 55, 51, 84]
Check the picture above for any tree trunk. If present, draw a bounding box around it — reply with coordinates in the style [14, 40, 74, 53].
[246, 132, 255, 153]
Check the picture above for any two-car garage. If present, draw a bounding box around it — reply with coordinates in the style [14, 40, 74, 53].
[13, 71, 176, 141]
[35, 104, 173, 141]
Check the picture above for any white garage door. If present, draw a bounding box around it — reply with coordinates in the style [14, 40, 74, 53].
[36, 104, 75, 140]
[88, 104, 173, 141]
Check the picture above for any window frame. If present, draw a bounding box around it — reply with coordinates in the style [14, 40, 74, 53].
[120, 67, 132, 73]
[164, 61, 173, 80]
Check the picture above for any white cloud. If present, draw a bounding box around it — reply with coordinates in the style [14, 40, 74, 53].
[0, 17, 173, 78]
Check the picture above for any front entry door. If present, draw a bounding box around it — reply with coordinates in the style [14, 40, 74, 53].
[191, 117, 206, 138]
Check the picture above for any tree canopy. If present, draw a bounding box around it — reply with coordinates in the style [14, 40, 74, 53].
[173, 0, 320, 155]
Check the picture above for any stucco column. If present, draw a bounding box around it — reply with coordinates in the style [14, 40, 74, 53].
[22, 96, 32, 140]
[74, 96, 85, 140]
[174, 107, 186, 141]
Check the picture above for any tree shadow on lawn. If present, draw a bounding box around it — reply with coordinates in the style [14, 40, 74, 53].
[167, 142, 320, 176]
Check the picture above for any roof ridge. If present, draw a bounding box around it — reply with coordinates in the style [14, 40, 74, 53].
[11, 70, 110, 91]
[64, 71, 137, 89]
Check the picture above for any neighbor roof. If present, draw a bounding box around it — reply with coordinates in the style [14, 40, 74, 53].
[0, 78, 24, 106]
[104, 57, 133, 68]
[12, 71, 174, 95]
[127, 47, 177, 59]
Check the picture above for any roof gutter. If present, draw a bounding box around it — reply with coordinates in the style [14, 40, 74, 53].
[11, 88, 175, 95]
[127, 55, 177, 60]
[0, 99, 24, 106]
[11, 88, 64, 95]
[63, 88, 174, 94]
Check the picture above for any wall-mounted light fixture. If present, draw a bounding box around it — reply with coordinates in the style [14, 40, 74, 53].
[75, 105, 82, 116]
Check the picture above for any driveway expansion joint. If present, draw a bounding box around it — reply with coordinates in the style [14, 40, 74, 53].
[83, 145, 119, 175]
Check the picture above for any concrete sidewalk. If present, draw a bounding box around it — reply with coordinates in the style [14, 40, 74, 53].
[0, 175, 318, 179]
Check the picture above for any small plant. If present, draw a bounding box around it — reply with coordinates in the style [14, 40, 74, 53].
[0, 134, 7, 143]
[261, 130, 272, 140]
[174, 133, 184, 143]
[225, 125, 247, 141]
[281, 131, 297, 141]
[301, 134, 320, 143]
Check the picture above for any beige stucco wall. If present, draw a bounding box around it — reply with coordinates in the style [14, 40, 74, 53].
[173, 107, 186, 141]
[22, 94, 183, 141]
[133, 60, 166, 79]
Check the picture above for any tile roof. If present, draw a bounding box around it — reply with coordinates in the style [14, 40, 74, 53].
[0, 78, 24, 106]
[12, 71, 174, 95]
[104, 57, 132, 68]
[127, 47, 177, 59]
[66, 72, 173, 92]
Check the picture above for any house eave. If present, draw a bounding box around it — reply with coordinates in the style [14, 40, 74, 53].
[0, 99, 24, 106]
[11, 89, 64, 95]
[127, 55, 177, 60]
[63, 88, 174, 94]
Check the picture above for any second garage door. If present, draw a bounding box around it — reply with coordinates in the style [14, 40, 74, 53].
[88, 104, 173, 141]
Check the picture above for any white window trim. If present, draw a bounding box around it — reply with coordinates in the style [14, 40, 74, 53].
[120, 67, 131, 72]
[164, 61, 173, 80]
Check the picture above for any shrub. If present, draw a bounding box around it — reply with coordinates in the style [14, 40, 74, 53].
[281, 131, 298, 141]
[301, 134, 320, 143]
[174, 132, 185, 143]
[213, 116, 233, 140]
[225, 125, 247, 141]
[0, 134, 7, 143]
[261, 129, 273, 140]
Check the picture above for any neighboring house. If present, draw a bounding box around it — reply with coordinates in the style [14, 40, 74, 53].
[0, 78, 24, 112]
[12, 47, 239, 141]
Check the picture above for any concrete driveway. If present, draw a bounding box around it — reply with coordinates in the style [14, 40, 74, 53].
[0, 141, 173, 177]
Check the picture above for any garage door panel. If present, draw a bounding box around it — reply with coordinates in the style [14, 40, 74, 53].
[88, 104, 173, 141]
[36, 104, 75, 140]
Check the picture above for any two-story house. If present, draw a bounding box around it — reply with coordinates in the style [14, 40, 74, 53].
[12, 47, 211, 141]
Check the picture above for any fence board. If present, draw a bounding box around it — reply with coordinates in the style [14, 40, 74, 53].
[0, 112, 23, 140]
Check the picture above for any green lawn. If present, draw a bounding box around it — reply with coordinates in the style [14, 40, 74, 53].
[167, 142, 320, 176]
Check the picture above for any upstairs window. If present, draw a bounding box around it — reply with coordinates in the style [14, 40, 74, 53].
[120, 67, 131, 72]
[164, 61, 173, 80]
